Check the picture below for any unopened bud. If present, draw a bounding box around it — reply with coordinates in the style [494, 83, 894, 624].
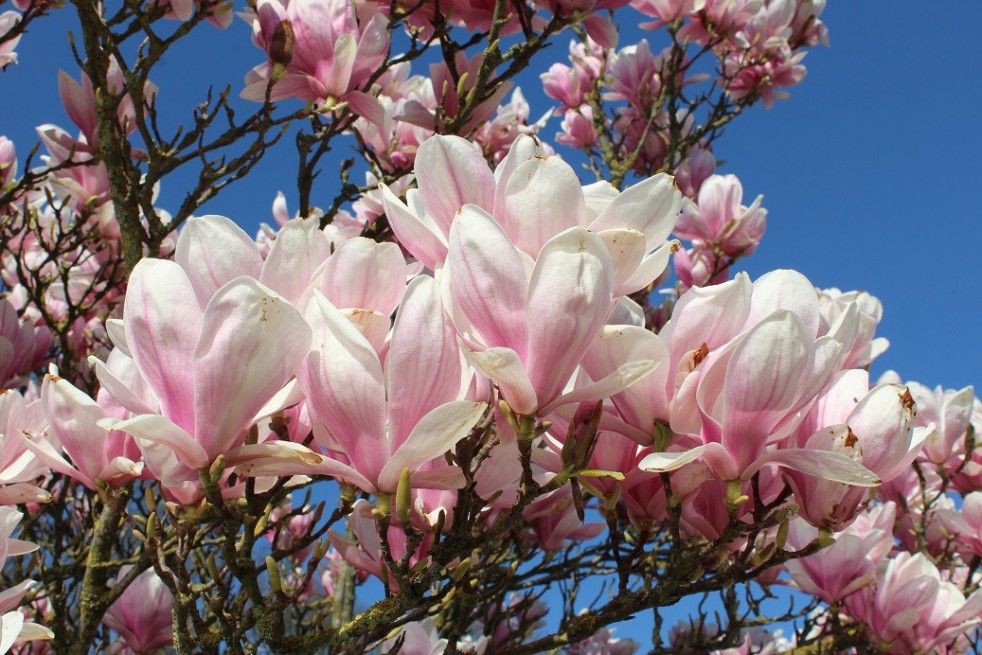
[395, 468, 412, 525]
[776, 519, 790, 551]
[208, 455, 226, 482]
[266, 556, 282, 594]
[725, 479, 749, 511]
[146, 512, 158, 542]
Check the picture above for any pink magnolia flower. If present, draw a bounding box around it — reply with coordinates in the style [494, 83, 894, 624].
[673, 146, 716, 198]
[153, 0, 233, 27]
[0, 508, 53, 652]
[235, 276, 485, 495]
[447, 206, 659, 416]
[556, 107, 599, 149]
[329, 499, 432, 591]
[630, 0, 704, 24]
[381, 617, 488, 655]
[0, 298, 50, 389]
[784, 502, 896, 605]
[909, 382, 975, 469]
[21, 374, 143, 491]
[473, 89, 551, 164]
[98, 256, 312, 471]
[522, 486, 604, 551]
[676, 173, 767, 258]
[817, 287, 889, 369]
[541, 39, 605, 111]
[566, 625, 639, 654]
[383, 134, 680, 296]
[0, 137, 15, 188]
[938, 492, 982, 559]
[782, 371, 923, 530]
[0, 390, 51, 506]
[242, 0, 389, 109]
[399, 52, 513, 135]
[723, 49, 807, 109]
[844, 552, 982, 654]
[641, 270, 881, 490]
[102, 567, 174, 654]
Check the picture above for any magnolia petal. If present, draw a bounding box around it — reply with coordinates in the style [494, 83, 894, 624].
[301, 292, 386, 473]
[314, 237, 406, 316]
[638, 445, 709, 473]
[386, 276, 463, 447]
[591, 173, 680, 245]
[463, 347, 537, 416]
[525, 228, 614, 409]
[259, 217, 331, 304]
[380, 184, 447, 270]
[0, 611, 23, 654]
[104, 414, 209, 471]
[89, 355, 158, 417]
[40, 375, 109, 485]
[193, 277, 312, 461]
[20, 429, 89, 487]
[541, 359, 657, 415]
[174, 215, 262, 306]
[448, 205, 529, 354]
[226, 442, 375, 492]
[750, 445, 880, 487]
[323, 33, 357, 97]
[595, 228, 646, 296]
[124, 259, 201, 434]
[415, 135, 495, 234]
[378, 400, 487, 492]
[500, 156, 588, 256]
[617, 240, 678, 295]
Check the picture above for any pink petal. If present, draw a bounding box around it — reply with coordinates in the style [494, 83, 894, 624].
[175, 215, 263, 307]
[101, 414, 208, 471]
[499, 156, 588, 257]
[525, 228, 614, 409]
[193, 278, 311, 461]
[448, 205, 529, 354]
[123, 259, 201, 434]
[300, 292, 386, 477]
[415, 136, 495, 235]
[590, 173, 680, 244]
[386, 276, 464, 447]
[380, 185, 448, 270]
[259, 217, 331, 304]
[463, 347, 537, 416]
[378, 400, 487, 492]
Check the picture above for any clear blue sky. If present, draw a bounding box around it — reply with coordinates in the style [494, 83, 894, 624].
[2, 2, 981, 647]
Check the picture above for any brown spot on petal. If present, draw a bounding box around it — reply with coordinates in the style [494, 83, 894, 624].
[269, 19, 295, 67]
[900, 388, 915, 414]
[844, 428, 858, 448]
[692, 343, 709, 367]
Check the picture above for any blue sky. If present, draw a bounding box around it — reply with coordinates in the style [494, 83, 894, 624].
[2, 1, 981, 647]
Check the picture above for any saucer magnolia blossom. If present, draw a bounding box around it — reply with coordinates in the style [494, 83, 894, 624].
[243, 0, 388, 112]
[99, 258, 311, 470]
[381, 134, 680, 295]
[235, 276, 486, 494]
[641, 270, 881, 490]
[446, 206, 655, 417]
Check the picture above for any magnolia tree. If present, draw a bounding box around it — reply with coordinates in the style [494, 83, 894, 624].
[0, 1, 979, 654]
